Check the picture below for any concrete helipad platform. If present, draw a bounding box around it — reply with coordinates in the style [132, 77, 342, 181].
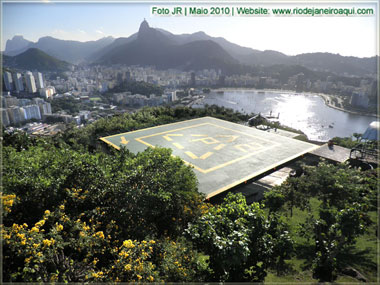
[100, 117, 319, 198]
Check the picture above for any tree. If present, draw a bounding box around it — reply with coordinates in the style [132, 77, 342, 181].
[186, 193, 293, 282]
[263, 189, 285, 214]
[268, 161, 376, 282]
[312, 203, 366, 282]
[263, 177, 310, 217]
[2, 196, 203, 282]
[2, 138, 206, 282]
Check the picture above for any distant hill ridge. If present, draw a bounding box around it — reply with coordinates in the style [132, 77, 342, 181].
[4, 20, 377, 76]
[4, 35, 115, 64]
[3, 48, 72, 72]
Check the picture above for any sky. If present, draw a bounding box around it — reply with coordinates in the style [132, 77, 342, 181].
[1, 1, 378, 58]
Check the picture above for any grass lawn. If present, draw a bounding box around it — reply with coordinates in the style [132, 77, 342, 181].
[264, 198, 378, 283]
[90, 97, 102, 102]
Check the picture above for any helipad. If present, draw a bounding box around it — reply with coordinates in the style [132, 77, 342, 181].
[100, 117, 318, 198]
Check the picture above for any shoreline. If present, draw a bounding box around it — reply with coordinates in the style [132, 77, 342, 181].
[213, 88, 379, 119]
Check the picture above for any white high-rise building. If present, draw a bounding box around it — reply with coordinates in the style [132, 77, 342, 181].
[38, 102, 52, 116]
[25, 72, 37, 93]
[7, 106, 24, 125]
[23, 105, 42, 120]
[34, 72, 44, 89]
[1, 108, 10, 126]
[39, 87, 55, 99]
[13, 73, 24, 92]
[3, 71, 13, 91]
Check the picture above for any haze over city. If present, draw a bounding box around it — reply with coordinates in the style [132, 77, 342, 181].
[2, 1, 378, 58]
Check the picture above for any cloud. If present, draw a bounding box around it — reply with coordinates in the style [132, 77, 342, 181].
[78, 29, 86, 34]
[96, 30, 104, 34]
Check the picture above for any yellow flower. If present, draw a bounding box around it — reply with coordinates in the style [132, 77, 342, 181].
[17, 233, 25, 239]
[44, 210, 51, 215]
[35, 220, 45, 228]
[25, 257, 32, 263]
[119, 251, 129, 258]
[122, 239, 135, 249]
[148, 276, 154, 282]
[43, 239, 52, 247]
[4, 234, 11, 239]
[124, 264, 132, 271]
[92, 271, 103, 279]
[95, 231, 105, 239]
[4, 199, 14, 207]
[50, 273, 58, 282]
[30, 227, 39, 233]
[33, 243, 40, 249]
[12, 223, 21, 232]
[137, 274, 142, 280]
[56, 224, 63, 231]
[20, 240, 26, 246]
[59, 205, 65, 210]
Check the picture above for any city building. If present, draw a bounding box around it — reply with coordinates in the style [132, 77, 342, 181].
[1, 108, 10, 126]
[2, 95, 19, 108]
[3, 71, 14, 91]
[39, 87, 56, 99]
[34, 72, 44, 89]
[38, 102, 52, 116]
[7, 106, 24, 125]
[190, 72, 196, 86]
[25, 72, 37, 93]
[13, 73, 24, 92]
[350, 92, 369, 109]
[22, 105, 42, 120]
[19, 99, 32, 107]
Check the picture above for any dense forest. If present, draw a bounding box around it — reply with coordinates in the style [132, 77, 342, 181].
[2, 106, 378, 282]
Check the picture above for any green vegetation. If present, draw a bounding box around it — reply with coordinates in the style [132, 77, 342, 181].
[2, 106, 378, 282]
[61, 105, 252, 151]
[263, 162, 378, 282]
[331, 133, 361, 149]
[50, 96, 101, 114]
[109, 80, 164, 96]
[3, 48, 71, 72]
[186, 193, 293, 282]
[89, 97, 102, 102]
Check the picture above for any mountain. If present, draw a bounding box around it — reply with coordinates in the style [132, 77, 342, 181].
[293, 53, 378, 76]
[6, 22, 377, 76]
[96, 21, 376, 76]
[156, 29, 261, 60]
[4, 36, 115, 64]
[88, 35, 137, 62]
[4, 35, 33, 56]
[3, 48, 72, 71]
[97, 20, 239, 73]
